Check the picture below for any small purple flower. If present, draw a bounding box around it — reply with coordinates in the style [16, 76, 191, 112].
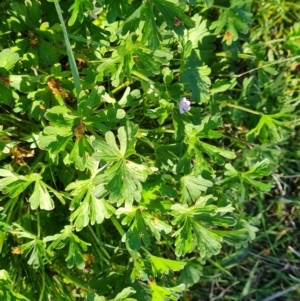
[179, 97, 191, 114]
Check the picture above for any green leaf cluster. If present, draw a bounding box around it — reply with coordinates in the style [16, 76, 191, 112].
[0, 0, 295, 300]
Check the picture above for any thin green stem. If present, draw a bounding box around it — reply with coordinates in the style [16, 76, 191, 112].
[88, 224, 101, 245]
[234, 54, 300, 78]
[2, 197, 15, 215]
[110, 215, 141, 261]
[87, 225, 110, 262]
[132, 70, 154, 84]
[111, 80, 132, 94]
[141, 246, 151, 256]
[211, 4, 230, 9]
[86, 126, 103, 140]
[5, 197, 19, 223]
[48, 166, 59, 192]
[136, 136, 155, 149]
[216, 52, 256, 60]
[206, 258, 233, 277]
[38, 270, 45, 301]
[221, 133, 252, 148]
[225, 103, 263, 115]
[135, 153, 155, 163]
[15, 266, 22, 293]
[261, 283, 300, 301]
[53, 265, 95, 293]
[111, 215, 125, 236]
[53, 1, 81, 103]
[45, 273, 67, 301]
[265, 38, 286, 45]
[30, 151, 46, 174]
[0, 114, 40, 129]
[257, 196, 276, 255]
[139, 128, 175, 134]
[36, 68, 49, 75]
[37, 209, 41, 238]
[0, 233, 5, 254]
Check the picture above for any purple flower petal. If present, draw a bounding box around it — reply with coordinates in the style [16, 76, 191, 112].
[179, 97, 191, 114]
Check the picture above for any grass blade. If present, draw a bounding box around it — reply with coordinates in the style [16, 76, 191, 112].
[53, 1, 81, 103]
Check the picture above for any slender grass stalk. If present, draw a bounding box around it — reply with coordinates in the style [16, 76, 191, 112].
[261, 283, 300, 301]
[111, 80, 132, 94]
[111, 215, 125, 236]
[29, 151, 45, 174]
[241, 261, 260, 297]
[0, 233, 6, 254]
[207, 258, 233, 277]
[235, 54, 300, 78]
[5, 197, 19, 223]
[53, 1, 81, 105]
[45, 273, 70, 301]
[87, 225, 110, 263]
[37, 209, 41, 238]
[110, 215, 142, 262]
[52, 266, 95, 293]
[257, 196, 276, 255]
[38, 270, 45, 301]
[225, 103, 263, 115]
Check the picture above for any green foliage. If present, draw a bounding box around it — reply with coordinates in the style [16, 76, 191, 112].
[0, 49, 19, 71]
[92, 122, 153, 206]
[0, 0, 299, 300]
[12, 223, 53, 269]
[150, 255, 186, 276]
[0, 169, 64, 210]
[0, 207, 11, 233]
[247, 106, 295, 143]
[0, 270, 30, 301]
[66, 178, 115, 231]
[210, 0, 253, 45]
[171, 195, 235, 257]
[177, 115, 236, 175]
[45, 225, 91, 269]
